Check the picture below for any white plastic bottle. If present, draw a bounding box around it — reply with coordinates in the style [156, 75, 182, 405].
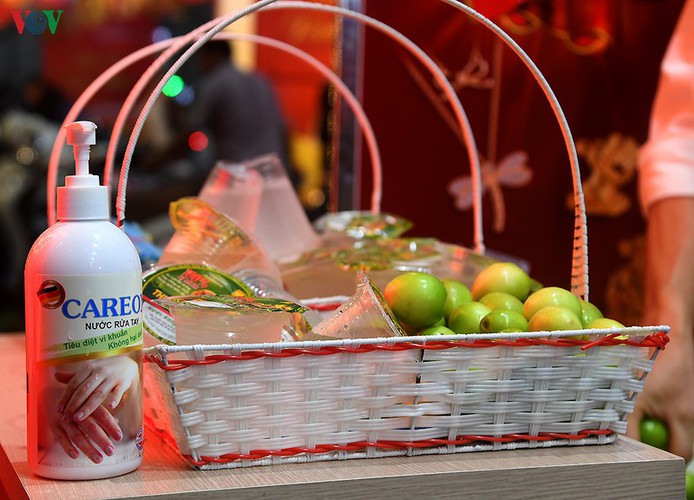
[24, 121, 144, 480]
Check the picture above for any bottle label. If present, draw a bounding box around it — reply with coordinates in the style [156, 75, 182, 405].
[36, 274, 143, 361]
[30, 272, 144, 471]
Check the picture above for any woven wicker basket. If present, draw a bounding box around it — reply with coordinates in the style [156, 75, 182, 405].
[48, 0, 670, 470]
[143, 329, 668, 469]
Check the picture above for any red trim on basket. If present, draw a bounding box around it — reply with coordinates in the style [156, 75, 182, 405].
[580, 332, 669, 350]
[145, 333, 669, 371]
[182, 429, 614, 466]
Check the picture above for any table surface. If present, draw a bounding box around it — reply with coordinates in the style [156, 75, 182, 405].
[0, 332, 684, 499]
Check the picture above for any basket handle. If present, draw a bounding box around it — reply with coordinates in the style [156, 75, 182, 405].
[442, 0, 589, 298]
[50, 0, 587, 297]
[110, 0, 485, 253]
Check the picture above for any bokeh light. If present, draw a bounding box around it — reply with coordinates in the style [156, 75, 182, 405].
[151, 26, 172, 43]
[16, 146, 37, 166]
[188, 131, 208, 152]
[162, 75, 185, 98]
[174, 86, 195, 106]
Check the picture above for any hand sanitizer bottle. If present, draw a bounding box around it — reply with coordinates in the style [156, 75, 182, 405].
[24, 121, 144, 480]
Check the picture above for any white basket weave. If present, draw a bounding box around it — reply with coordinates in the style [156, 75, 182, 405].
[143, 328, 668, 469]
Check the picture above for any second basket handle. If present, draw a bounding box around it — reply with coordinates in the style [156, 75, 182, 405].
[442, 0, 589, 299]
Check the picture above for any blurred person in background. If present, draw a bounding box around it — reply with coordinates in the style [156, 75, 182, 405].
[188, 40, 290, 170]
[125, 40, 294, 240]
[137, 40, 293, 194]
[627, 0, 694, 461]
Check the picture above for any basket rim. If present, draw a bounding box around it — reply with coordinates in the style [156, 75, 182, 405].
[180, 430, 617, 467]
[144, 325, 670, 357]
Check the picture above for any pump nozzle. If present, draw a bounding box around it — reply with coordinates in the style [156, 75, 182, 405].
[57, 121, 108, 221]
[65, 121, 97, 177]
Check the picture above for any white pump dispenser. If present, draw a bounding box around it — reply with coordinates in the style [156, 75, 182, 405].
[57, 121, 109, 220]
[25, 121, 143, 480]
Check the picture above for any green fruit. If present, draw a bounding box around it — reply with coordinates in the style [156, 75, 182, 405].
[527, 306, 583, 332]
[480, 309, 528, 333]
[442, 279, 472, 320]
[523, 286, 582, 321]
[432, 316, 446, 327]
[579, 299, 604, 328]
[384, 272, 447, 329]
[639, 417, 668, 450]
[448, 301, 491, 334]
[528, 278, 544, 295]
[587, 317, 625, 329]
[471, 262, 531, 302]
[418, 325, 456, 336]
[479, 292, 524, 314]
[686, 468, 694, 500]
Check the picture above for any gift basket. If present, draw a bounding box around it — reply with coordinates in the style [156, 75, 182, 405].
[47, 0, 669, 470]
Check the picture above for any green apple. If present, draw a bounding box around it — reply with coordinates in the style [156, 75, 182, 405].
[448, 301, 491, 334]
[471, 262, 531, 302]
[441, 279, 472, 320]
[384, 272, 447, 329]
[480, 309, 528, 333]
[579, 299, 604, 328]
[432, 316, 446, 327]
[479, 292, 524, 314]
[587, 317, 625, 329]
[639, 417, 668, 450]
[523, 286, 582, 321]
[527, 306, 583, 332]
[418, 325, 456, 336]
